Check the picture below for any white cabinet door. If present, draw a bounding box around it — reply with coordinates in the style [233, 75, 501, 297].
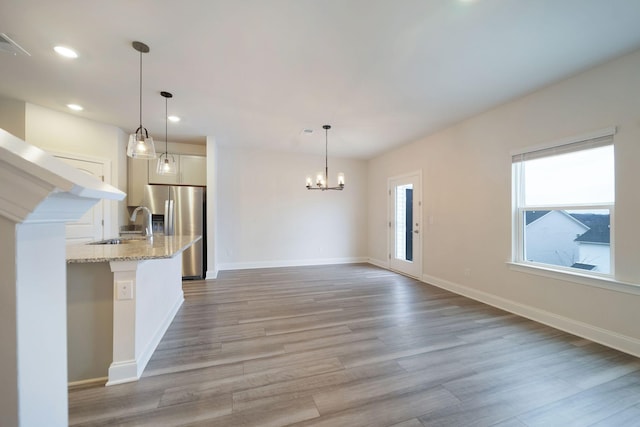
[179, 155, 207, 186]
[129, 154, 205, 205]
[148, 155, 180, 185]
[128, 157, 149, 206]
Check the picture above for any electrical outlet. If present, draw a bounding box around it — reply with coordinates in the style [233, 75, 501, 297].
[117, 280, 133, 300]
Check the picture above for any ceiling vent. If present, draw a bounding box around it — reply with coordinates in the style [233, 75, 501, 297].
[0, 33, 30, 56]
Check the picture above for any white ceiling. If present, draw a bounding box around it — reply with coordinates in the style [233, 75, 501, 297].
[1, 0, 640, 159]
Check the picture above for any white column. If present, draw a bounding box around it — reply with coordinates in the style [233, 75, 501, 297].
[107, 261, 140, 385]
[107, 256, 184, 385]
[0, 128, 125, 426]
[16, 222, 69, 425]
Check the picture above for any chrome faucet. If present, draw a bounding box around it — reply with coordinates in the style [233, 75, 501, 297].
[130, 206, 153, 238]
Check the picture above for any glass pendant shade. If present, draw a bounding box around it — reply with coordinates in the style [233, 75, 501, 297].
[127, 41, 157, 159]
[127, 129, 156, 159]
[157, 152, 177, 175]
[157, 91, 176, 175]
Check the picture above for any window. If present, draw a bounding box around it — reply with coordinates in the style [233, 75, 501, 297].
[394, 184, 413, 262]
[512, 129, 615, 275]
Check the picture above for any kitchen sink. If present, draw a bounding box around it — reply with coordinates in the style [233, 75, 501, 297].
[88, 237, 148, 245]
[88, 238, 131, 245]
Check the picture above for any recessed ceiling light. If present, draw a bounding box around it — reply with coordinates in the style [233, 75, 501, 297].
[67, 104, 83, 111]
[168, 115, 180, 122]
[302, 128, 313, 135]
[54, 46, 78, 58]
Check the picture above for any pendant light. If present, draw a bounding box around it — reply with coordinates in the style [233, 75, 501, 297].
[126, 41, 156, 159]
[157, 91, 177, 175]
[306, 125, 345, 191]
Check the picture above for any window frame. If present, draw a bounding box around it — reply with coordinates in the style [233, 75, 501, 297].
[511, 127, 616, 278]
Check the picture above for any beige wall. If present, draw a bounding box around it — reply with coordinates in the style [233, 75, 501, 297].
[0, 99, 131, 234]
[67, 262, 113, 382]
[0, 96, 26, 140]
[216, 146, 368, 269]
[205, 136, 218, 278]
[164, 141, 206, 156]
[368, 48, 640, 355]
[22, 103, 129, 235]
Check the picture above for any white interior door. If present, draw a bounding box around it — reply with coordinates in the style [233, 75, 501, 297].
[389, 172, 422, 277]
[55, 156, 105, 244]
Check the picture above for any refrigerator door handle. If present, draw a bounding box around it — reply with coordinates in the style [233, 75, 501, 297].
[164, 199, 175, 235]
[170, 199, 175, 235]
[164, 200, 169, 235]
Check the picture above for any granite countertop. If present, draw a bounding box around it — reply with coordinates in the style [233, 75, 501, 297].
[66, 235, 201, 263]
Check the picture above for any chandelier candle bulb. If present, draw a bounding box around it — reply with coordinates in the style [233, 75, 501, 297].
[338, 173, 345, 187]
[306, 176, 312, 188]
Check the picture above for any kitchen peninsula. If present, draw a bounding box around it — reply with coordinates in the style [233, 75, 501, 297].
[67, 235, 201, 386]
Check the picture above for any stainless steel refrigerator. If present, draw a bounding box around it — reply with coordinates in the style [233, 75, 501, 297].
[143, 185, 206, 279]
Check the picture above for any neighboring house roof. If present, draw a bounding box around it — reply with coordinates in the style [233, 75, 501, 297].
[526, 210, 590, 230]
[572, 213, 610, 244]
[575, 224, 610, 244]
[525, 210, 550, 225]
[570, 213, 610, 229]
[524, 210, 610, 244]
[571, 262, 597, 270]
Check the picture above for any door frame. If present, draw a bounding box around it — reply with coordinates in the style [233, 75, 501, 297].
[49, 150, 113, 238]
[387, 170, 423, 278]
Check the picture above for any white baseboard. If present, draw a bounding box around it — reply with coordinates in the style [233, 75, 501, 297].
[422, 273, 640, 359]
[68, 376, 107, 390]
[137, 293, 184, 375]
[106, 360, 138, 386]
[106, 293, 184, 386]
[218, 257, 368, 271]
[367, 258, 388, 269]
[205, 268, 219, 280]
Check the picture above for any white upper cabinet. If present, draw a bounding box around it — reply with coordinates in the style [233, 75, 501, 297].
[128, 154, 206, 206]
[147, 154, 206, 186]
[147, 155, 178, 185]
[178, 155, 207, 186]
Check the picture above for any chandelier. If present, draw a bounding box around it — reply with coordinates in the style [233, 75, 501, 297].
[126, 41, 156, 159]
[306, 125, 345, 191]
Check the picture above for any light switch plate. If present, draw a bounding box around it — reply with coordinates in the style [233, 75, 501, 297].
[116, 280, 134, 300]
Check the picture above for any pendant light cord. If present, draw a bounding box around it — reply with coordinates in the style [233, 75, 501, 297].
[139, 48, 143, 131]
[160, 91, 173, 154]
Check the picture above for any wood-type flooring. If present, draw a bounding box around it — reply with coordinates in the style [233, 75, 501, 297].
[69, 264, 640, 426]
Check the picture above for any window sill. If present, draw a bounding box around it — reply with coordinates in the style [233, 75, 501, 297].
[506, 262, 640, 296]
